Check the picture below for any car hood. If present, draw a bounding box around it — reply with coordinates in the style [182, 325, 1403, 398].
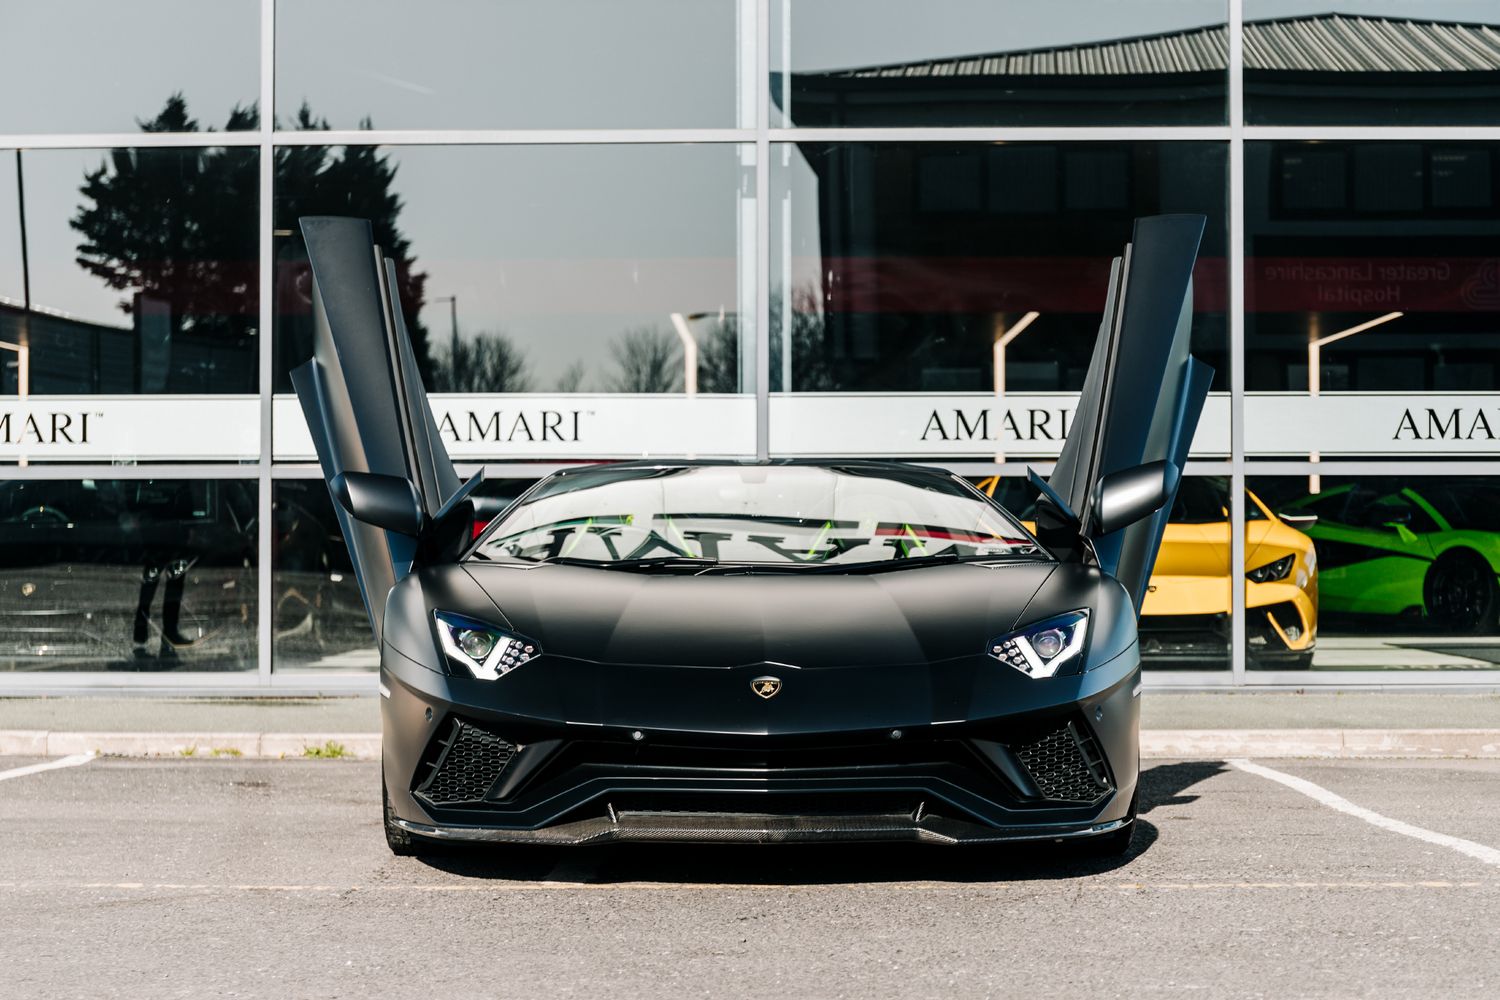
[456, 560, 1059, 669]
[1151, 521, 1294, 578]
[1152, 522, 1231, 578]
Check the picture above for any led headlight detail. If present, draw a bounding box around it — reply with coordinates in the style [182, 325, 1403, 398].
[1246, 554, 1294, 583]
[987, 610, 1089, 679]
[434, 611, 539, 680]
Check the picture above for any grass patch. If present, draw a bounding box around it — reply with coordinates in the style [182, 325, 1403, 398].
[302, 740, 349, 759]
[177, 745, 197, 757]
[209, 747, 243, 758]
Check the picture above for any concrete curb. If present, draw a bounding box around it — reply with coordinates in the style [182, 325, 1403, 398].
[0, 731, 382, 760]
[1142, 729, 1500, 758]
[3, 729, 1500, 760]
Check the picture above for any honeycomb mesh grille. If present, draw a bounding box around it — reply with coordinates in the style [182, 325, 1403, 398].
[417, 719, 515, 806]
[1012, 721, 1111, 803]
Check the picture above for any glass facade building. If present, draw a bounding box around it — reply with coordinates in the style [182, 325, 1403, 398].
[3, 1, 1500, 687]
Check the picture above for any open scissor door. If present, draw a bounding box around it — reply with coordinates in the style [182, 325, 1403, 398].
[1044, 214, 1213, 613]
[290, 216, 462, 640]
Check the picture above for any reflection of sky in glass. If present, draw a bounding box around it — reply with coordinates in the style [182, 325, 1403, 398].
[16, 150, 155, 329]
[275, 0, 742, 129]
[293, 145, 749, 390]
[12, 143, 748, 390]
[0, 153, 22, 304]
[12, 143, 749, 392]
[0, 0, 259, 134]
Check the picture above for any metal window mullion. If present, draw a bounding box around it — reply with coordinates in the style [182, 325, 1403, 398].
[1245, 460, 1500, 475]
[1246, 125, 1500, 140]
[2, 464, 259, 480]
[256, 0, 275, 685]
[1229, 0, 1247, 687]
[755, 0, 771, 460]
[0, 672, 379, 694]
[26, 123, 1500, 148]
[768, 126, 1233, 143]
[0, 132, 260, 149]
[269, 128, 755, 146]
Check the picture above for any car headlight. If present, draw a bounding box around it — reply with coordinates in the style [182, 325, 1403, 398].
[433, 611, 539, 680]
[1246, 554, 1294, 584]
[987, 610, 1089, 679]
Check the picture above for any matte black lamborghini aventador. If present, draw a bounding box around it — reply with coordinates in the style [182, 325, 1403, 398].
[291, 213, 1211, 856]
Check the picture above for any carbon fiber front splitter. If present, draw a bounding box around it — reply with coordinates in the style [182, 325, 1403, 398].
[393, 810, 1131, 846]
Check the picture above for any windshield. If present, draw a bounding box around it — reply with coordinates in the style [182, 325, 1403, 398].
[469, 464, 1044, 570]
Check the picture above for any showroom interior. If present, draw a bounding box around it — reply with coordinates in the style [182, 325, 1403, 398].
[2, 0, 1499, 688]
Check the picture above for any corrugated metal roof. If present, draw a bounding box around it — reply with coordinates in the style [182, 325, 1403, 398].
[828, 14, 1500, 79]
[1244, 14, 1500, 72]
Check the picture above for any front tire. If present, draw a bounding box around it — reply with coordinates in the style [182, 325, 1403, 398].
[1424, 551, 1498, 634]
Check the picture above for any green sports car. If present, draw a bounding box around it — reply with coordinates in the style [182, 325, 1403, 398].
[1281, 480, 1500, 634]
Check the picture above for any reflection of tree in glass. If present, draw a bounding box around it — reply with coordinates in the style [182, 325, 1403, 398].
[607, 326, 681, 393]
[275, 103, 430, 380]
[430, 331, 531, 392]
[697, 318, 740, 394]
[554, 360, 588, 393]
[69, 95, 431, 391]
[770, 285, 840, 391]
[71, 96, 258, 390]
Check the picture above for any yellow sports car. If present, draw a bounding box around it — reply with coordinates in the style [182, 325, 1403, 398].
[976, 476, 1318, 668]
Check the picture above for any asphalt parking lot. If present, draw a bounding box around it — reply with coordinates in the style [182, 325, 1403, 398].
[3, 755, 1498, 1000]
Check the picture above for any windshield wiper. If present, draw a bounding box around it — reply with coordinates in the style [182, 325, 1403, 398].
[802, 550, 1042, 574]
[536, 555, 721, 573]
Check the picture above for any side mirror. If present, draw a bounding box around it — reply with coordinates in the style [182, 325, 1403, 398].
[1278, 510, 1318, 528]
[331, 472, 424, 536]
[1091, 460, 1180, 536]
[1360, 505, 1410, 529]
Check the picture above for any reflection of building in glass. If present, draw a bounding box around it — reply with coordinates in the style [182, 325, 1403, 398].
[0, 298, 254, 394]
[783, 15, 1500, 127]
[1246, 139, 1500, 393]
[780, 142, 1229, 393]
[1244, 14, 1500, 124]
[782, 21, 1229, 126]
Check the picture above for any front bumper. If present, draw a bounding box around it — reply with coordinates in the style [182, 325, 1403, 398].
[1140, 584, 1316, 663]
[380, 642, 1142, 846]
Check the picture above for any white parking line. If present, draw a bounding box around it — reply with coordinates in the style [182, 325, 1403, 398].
[1229, 758, 1500, 868]
[0, 752, 97, 784]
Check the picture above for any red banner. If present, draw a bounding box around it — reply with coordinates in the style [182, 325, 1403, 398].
[266, 255, 1500, 317]
[1246, 257, 1500, 313]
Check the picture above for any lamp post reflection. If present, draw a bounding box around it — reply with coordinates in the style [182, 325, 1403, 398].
[431, 295, 459, 387]
[991, 310, 1040, 463]
[1306, 310, 1403, 492]
[669, 312, 703, 397]
[0, 339, 29, 467]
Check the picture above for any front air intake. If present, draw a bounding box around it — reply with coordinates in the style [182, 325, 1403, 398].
[415, 718, 515, 807]
[1011, 721, 1112, 804]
